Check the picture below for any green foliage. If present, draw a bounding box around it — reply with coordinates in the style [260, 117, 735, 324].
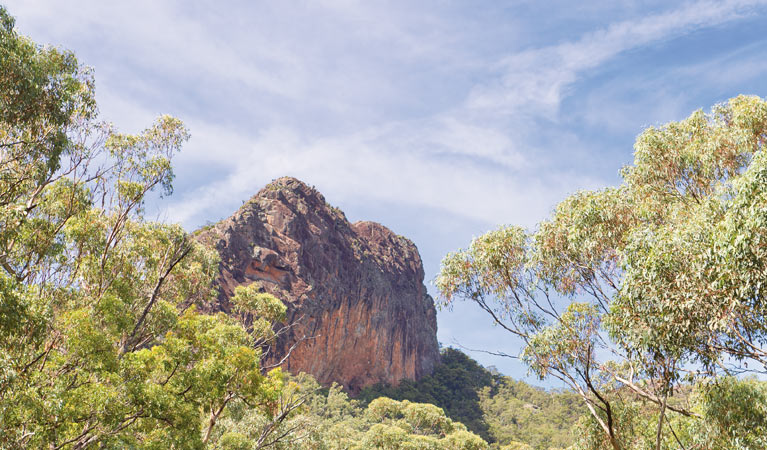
[209, 372, 489, 449]
[231, 283, 287, 342]
[608, 96, 767, 369]
[360, 348, 495, 441]
[437, 95, 767, 449]
[523, 303, 601, 381]
[480, 378, 584, 449]
[0, 6, 95, 177]
[693, 377, 767, 449]
[360, 349, 584, 449]
[0, 7, 290, 448]
[572, 377, 767, 450]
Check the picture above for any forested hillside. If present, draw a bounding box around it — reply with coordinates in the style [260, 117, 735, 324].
[207, 372, 488, 449]
[360, 349, 584, 449]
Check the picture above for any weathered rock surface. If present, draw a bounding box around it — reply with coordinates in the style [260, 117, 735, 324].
[196, 177, 439, 393]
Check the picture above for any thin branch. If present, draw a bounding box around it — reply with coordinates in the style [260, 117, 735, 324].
[450, 342, 521, 360]
[121, 241, 191, 354]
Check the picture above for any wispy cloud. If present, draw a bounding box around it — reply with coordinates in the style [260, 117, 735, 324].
[164, 118, 585, 227]
[160, 0, 767, 229]
[467, 0, 766, 118]
[9, 0, 766, 219]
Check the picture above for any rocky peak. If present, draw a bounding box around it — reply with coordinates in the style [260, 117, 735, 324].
[197, 177, 440, 393]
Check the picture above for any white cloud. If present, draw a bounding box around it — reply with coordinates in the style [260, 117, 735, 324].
[8, 1, 308, 99]
[164, 121, 593, 229]
[15, 0, 756, 231]
[9, 0, 763, 230]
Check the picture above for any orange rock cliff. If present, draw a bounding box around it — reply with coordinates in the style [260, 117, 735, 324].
[196, 177, 440, 393]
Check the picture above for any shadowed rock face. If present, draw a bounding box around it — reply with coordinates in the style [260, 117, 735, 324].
[196, 177, 439, 393]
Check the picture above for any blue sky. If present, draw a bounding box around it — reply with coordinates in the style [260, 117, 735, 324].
[7, 0, 767, 382]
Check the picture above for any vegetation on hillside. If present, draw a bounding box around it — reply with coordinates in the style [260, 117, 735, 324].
[360, 348, 585, 449]
[208, 373, 488, 449]
[479, 378, 583, 449]
[359, 349, 495, 441]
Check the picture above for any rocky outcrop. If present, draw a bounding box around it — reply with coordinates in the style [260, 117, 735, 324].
[196, 177, 440, 393]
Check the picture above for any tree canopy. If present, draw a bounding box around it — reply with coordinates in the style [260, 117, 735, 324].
[208, 372, 489, 449]
[359, 348, 585, 449]
[0, 7, 292, 448]
[437, 95, 767, 449]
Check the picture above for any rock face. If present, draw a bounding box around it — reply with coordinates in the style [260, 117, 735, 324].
[197, 177, 440, 393]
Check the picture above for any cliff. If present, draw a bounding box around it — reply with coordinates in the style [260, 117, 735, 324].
[196, 177, 440, 393]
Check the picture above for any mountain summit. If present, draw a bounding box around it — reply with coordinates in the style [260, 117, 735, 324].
[197, 177, 439, 392]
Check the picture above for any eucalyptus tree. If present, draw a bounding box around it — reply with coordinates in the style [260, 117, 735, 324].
[0, 7, 290, 448]
[437, 95, 767, 449]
